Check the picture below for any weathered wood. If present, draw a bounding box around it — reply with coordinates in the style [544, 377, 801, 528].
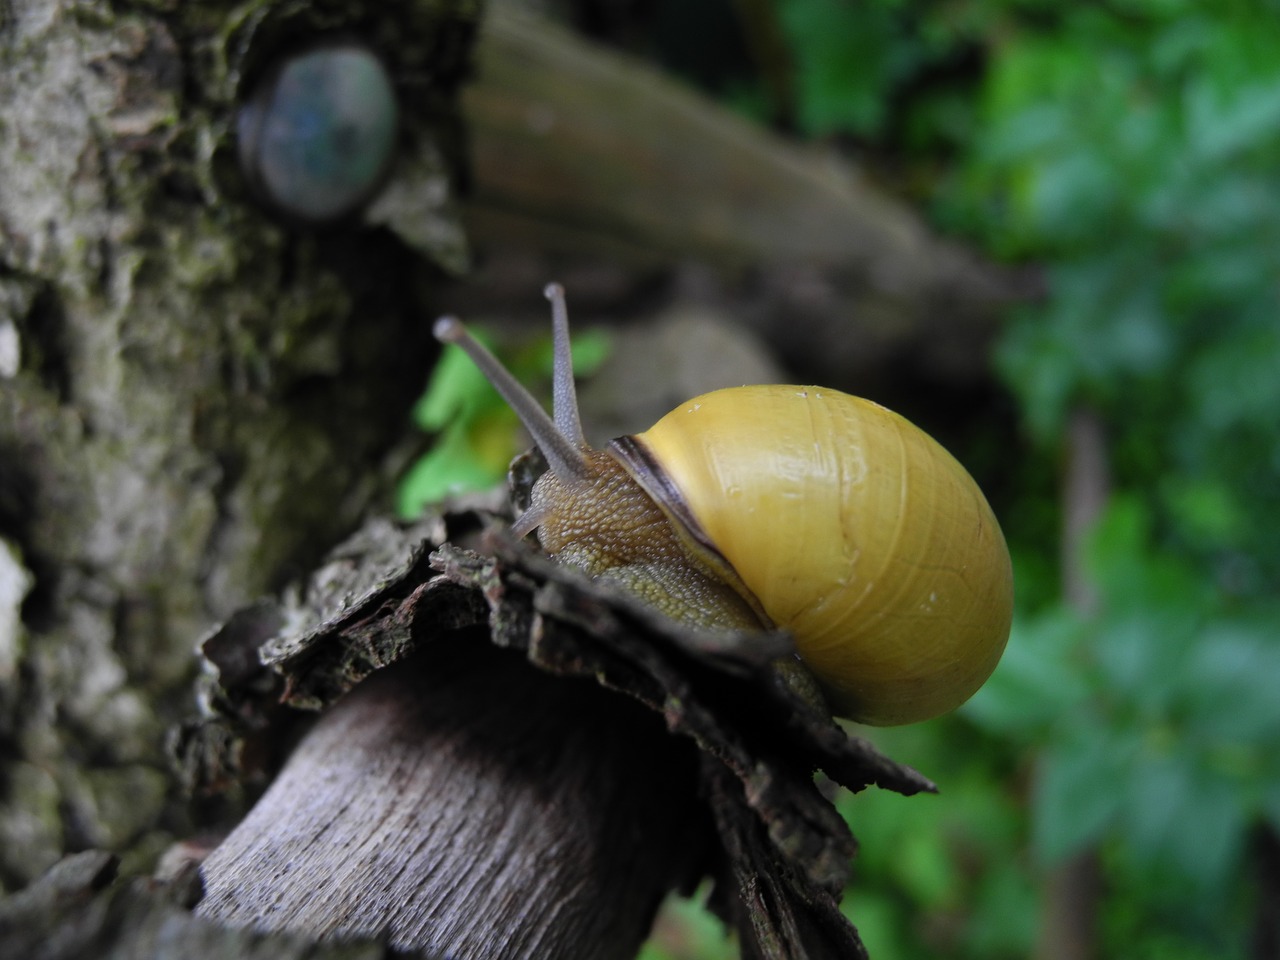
[197, 642, 707, 959]
[465, 4, 952, 270]
[0, 851, 402, 959]
[183, 504, 933, 960]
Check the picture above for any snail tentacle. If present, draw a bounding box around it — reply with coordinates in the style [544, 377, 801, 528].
[433, 316, 594, 484]
[511, 500, 552, 539]
[544, 282, 586, 449]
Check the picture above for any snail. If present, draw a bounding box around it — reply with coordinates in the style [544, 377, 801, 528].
[238, 41, 399, 222]
[433, 285, 1013, 725]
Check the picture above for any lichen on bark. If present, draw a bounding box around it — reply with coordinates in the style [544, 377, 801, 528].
[0, 0, 477, 890]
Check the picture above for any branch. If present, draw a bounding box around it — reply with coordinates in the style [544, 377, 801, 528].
[179, 499, 933, 959]
[460, 4, 1040, 387]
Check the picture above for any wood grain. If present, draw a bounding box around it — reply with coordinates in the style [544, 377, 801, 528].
[197, 639, 706, 960]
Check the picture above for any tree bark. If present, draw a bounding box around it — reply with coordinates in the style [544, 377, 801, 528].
[169, 505, 932, 960]
[0, 0, 474, 889]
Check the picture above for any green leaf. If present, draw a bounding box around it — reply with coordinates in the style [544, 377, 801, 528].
[1185, 75, 1280, 163]
[1178, 618, 1280, 744]
[1187, 324, 1280, 430]
[1159, 478, 1248, 549]
[396, 423, 512, 517]
[398, 326, 613, 517]
[519, 327, 612, 380]
[1090, 612, 1190, 716]
[994, 308, 1076, 441]
[413, 333, 503, 430]
[1085, 496, 1208, 619]
[965, 859, 1039, 957]
[639, 890, 736, 960]
[962, 610, 1091, 737]
[1118, 752, 1246, 889]
[839, 889, 906, 960]
[779, 0, 900, 136]
[1022, 149, 1116, 244]
[895, 827, 960, 909]
[1033, 724, 1138, 865]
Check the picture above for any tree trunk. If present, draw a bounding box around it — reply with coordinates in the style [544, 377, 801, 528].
[459, 2, 1038, 394]
[0, 0, 474, 889]
[1035, 410, 1109, 960]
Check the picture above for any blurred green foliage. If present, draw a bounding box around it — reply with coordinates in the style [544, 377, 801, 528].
[639, 885, 740, 960]
[397, 325, 610, 517]
[772, 0, 1280, 957]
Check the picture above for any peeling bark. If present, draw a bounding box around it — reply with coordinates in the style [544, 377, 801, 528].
[175, 498, 931, 959]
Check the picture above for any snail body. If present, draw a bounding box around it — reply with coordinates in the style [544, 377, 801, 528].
[434, 286, 1013, 726]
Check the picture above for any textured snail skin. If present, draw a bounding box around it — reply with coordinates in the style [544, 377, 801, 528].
[621, 386, 1014, 726]
[434, 289, 1013, 727]
[529, 449, 766, 633]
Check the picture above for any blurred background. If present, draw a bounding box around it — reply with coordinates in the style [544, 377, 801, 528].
[409, 2, 1280, 958]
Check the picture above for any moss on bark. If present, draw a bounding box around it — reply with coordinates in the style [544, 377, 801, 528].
[0, 0, 476, 890]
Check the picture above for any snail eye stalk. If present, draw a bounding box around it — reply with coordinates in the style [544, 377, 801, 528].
[237, 42, 400, 223]
[432, 315, 594, 484]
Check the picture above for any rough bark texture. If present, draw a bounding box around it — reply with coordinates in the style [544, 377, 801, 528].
[175, 495, 932, 959]
[0, 850, 402, 959]
[0, 0, 476, 890]
[460, 2, 1038, 392]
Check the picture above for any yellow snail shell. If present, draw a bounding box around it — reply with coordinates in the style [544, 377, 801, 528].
[434, 285, 1013, 725]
